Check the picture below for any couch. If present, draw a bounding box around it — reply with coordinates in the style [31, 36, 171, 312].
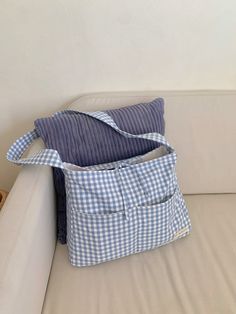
[0, 91, 236, 314]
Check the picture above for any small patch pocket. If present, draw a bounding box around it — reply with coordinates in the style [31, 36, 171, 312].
[136, 189, 179, 251]
[68, 207, 138, 267]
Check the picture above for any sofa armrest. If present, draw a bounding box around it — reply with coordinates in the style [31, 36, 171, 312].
[0, 139, 56, 314]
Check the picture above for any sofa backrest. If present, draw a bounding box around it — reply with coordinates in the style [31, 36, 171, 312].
[69, 91, 236, 194]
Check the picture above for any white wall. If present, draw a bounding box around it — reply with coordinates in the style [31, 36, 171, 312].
[1, 0, 236, 190]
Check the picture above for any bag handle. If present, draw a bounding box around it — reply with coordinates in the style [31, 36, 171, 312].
[7, 110, 173, 168]
[7, 129, 64, 169]
[84, 111, 173, 151]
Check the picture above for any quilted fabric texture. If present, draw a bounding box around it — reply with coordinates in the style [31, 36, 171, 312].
[34, 98, 165, 243]
[7, 110, 190, 267]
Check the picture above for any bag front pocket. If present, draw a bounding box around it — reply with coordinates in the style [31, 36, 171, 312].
[136, 189, 179, 251]
[68, 207, 138, 267]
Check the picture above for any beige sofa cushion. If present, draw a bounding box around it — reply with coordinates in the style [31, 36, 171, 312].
[42, 193, 236, 314]
[69, 91, 236, 194]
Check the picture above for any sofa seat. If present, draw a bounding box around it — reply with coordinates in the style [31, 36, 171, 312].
[42, 193, 236, 314]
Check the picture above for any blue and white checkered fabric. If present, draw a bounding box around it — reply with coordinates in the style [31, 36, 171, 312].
[7, 110, 191, 267]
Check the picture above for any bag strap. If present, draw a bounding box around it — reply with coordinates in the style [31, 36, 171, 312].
[7, 129, 64, 168]
[84, 111, 173, 151]
[7, 110, 173, 168]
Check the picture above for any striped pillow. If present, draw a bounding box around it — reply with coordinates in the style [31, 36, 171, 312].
[35, 98, 165, 243]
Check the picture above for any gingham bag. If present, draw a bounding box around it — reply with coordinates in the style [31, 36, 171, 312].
[7, 110, 191, 267]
